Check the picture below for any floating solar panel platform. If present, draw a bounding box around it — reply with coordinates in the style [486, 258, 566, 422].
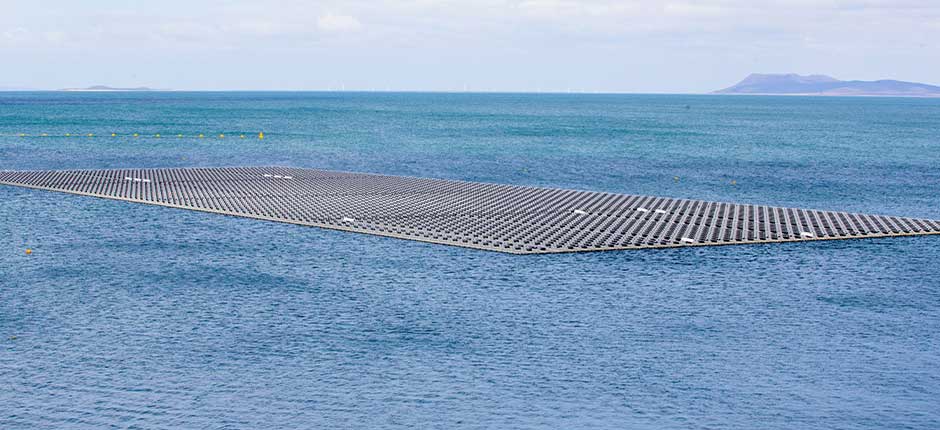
[2, 166, 939, 254]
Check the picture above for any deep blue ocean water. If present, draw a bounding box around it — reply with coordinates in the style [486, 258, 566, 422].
[1, 92, 939, 429]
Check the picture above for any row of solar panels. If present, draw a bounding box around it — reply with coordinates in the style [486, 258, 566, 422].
[2, 167, 938, 253]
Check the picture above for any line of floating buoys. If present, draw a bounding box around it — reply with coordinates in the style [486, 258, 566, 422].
[10, 132, 267, 139]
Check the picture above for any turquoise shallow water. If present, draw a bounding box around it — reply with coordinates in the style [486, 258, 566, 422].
[1, 92, 940, 429]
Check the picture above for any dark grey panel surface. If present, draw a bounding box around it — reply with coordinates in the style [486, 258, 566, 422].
[2, 166, 939, 254]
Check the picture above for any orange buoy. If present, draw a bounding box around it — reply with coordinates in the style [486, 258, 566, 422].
[25, 248, 32, 255]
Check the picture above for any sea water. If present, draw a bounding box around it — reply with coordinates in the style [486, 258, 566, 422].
[1, 92, 939, 429]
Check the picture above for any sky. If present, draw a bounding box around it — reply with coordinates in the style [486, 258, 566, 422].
[2, 0, 938, 92]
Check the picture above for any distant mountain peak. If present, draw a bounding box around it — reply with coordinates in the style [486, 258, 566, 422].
[739, 73, 839, 85]
[715, 73, 940, 97]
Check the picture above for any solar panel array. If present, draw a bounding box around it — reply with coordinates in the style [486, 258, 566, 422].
[2, 166, 938, 254]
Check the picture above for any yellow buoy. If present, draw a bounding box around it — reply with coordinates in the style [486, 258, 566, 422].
[673, 176, 680, 182]
[199, 134, 204, 139]
[65, 133, 71, 137]
[731, 180, 737, 186]
[87, 133, 94, 137]
[178, 134, 183, 138]
[258, 132, 264, 140]
[41, 133, 48, 137]
[133, 133, 139, 138]
[155, 133, 161, 138]
[25, 249, 32, 255]
[219, 133, 224, 139]
[240, 135, 245, 139]
[18, 133, 26, 137]
[111, 133, 116, 137]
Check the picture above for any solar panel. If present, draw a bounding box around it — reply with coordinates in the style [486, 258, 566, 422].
[2, 166, 939, 254]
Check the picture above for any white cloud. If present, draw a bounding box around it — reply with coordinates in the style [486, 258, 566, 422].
[43, 31, 68, 44]
[1, 27, 29, 46]
[2, 1, 939, 91]
[317, 14, 363, 33]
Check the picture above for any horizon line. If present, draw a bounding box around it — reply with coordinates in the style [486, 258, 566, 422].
[4, 90, 940, 98]
[3, 88, 708, 95]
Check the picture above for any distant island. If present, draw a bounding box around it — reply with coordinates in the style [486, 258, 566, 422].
[714, 74, 940, 97]
[60, 85, 160, 92]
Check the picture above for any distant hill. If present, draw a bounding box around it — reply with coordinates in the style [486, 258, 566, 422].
[61, 85, 159, 92]
[714, 74, 940, 97]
